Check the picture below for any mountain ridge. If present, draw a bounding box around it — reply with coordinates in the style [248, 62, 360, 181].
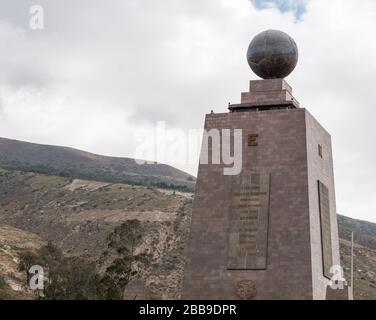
[0, 137, 195, 192]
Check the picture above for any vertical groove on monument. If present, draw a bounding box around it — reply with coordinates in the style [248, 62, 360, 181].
[305, 112, 342, 299]
[181, 30, 347, 300]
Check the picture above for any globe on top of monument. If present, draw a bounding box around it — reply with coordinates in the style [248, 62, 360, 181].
[247, 29, 298, 79]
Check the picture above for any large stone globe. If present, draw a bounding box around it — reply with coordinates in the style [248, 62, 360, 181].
[247, 29, 298, 79]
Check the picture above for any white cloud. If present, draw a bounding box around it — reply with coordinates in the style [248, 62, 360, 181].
[0, 0, 375, 222]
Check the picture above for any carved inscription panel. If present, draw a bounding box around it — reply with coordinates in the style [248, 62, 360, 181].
[318, 181, 333, 278]
[227, 173, 270, 270]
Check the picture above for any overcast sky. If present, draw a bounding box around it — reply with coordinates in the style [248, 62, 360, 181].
[0, 0, 375, 223]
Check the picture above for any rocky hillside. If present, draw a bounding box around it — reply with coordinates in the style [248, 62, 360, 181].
[339, 215, 376, 250]
[0, 225, 45, 299]
[340, 238, 376, 300]
[0, 169, 192, 299]
[338, 215, 376, 300]
[0, 137, 195, 192]
[0, 166, 376, 299]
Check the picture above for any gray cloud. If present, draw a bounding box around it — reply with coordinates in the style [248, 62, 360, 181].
[0, 0, 375, 223]
[0, 97, 4, 116]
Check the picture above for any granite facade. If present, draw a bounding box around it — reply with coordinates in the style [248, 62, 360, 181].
[181, 104, 342, 300]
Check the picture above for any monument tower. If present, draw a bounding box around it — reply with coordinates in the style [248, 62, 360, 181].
[182, 30, 348, 300]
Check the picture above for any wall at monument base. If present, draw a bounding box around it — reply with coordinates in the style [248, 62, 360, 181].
[182, 109, 316, 300]
[305, 110, 341, 300]
[123, 280, 153, 300]
[325, 285, 351, 300]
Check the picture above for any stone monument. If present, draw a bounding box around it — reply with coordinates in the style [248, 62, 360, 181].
[181, 30, 348, 300]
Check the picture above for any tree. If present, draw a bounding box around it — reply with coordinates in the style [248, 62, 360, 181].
[17, 221, 151, 300]
[102, 220, 151, 299]
[18, 243, 104, 300]
[106, 220, 143, 256]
